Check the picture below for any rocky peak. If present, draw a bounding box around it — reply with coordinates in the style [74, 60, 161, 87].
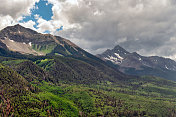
[113, 45, 129, 53]
[97, 45, 130, 64]
[0, 24, 38, 39]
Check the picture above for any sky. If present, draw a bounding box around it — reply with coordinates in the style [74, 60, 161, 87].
[1, 0, 176, 60]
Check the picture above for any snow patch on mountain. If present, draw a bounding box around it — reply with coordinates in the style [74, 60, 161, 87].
[9, 39, 14, 42]
[104, 55, 121, 64]
[114, 53, 124, 60]
[104, 53, 124, 64]
[139, 57, 142, 61]
[29, 42, 32, 46]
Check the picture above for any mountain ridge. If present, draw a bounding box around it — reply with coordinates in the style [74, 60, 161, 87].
[0, 24, 85, 57]
[97, 45, 176, 81]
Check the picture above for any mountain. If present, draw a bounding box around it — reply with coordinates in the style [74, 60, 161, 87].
[0, 24, 89, 57]
[97, 45, 176, 81]
[0, 25, 176, 116]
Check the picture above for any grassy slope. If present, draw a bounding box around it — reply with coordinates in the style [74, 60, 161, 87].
[32, 43, 57, 55]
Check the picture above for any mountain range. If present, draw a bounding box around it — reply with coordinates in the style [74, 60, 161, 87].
[0, 24, 176, 116]
[97, 45, 176, 81]
[0, 24, 130, 83]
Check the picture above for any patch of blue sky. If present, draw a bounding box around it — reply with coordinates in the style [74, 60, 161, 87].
[19, 0, 53, 29]
[56, 26, 63, 32]
[43, 30, 51, 34]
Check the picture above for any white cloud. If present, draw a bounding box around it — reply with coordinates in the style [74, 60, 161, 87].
[37, 17, 54, 33]
[0, 0, 39, 30]
[0, 15, 14, 29]
[33, 0, 81, 34]
[19, 20, 36, 31]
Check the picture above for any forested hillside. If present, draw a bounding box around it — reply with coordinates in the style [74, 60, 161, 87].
[0, 55, 176, 116]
